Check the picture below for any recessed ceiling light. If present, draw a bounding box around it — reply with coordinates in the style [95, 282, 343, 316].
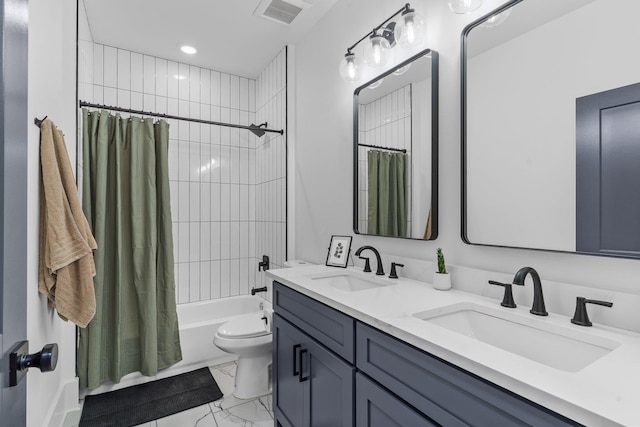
[180, 45, 197, 55]
[173, 74, 187, 80]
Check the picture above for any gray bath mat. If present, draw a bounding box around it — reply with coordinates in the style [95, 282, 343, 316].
[79, 367, 223, 426]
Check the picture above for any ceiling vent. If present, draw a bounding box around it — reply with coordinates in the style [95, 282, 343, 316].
[254, 0, 312, 25]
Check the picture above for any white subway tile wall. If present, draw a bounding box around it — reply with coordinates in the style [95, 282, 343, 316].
[79, 42, 287, 304]
[358, 84, 412, 235]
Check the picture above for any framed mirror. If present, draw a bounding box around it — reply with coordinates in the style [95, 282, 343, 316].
[353, 49, 438, 240]
[462, 0, 640, 258]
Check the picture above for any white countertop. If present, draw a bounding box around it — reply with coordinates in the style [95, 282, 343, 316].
[267, 265, 640, 427]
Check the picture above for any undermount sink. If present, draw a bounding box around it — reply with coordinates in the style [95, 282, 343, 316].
[307, 270, 394, 292]
[413, 303, 620, 372]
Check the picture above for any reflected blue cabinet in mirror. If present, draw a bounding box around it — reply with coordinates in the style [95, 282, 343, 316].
[462, 0, 640, 258]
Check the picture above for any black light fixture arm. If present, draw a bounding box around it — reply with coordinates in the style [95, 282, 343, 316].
[345, 3, 412, 53]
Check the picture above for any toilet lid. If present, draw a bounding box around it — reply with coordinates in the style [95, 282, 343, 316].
[217, 313, 269, 338]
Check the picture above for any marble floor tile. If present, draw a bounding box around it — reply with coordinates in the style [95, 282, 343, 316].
[258, 394, 273, 418]
[209, 361, 240, 412]
[155, 403, 217, 427]
[209, 361, 237, 396]
[213, 399, 274, 426]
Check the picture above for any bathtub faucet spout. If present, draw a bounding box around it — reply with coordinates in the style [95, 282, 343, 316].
[251, 286, 268, 295]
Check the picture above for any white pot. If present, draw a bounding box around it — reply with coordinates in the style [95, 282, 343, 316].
[432, 272, 451, 291]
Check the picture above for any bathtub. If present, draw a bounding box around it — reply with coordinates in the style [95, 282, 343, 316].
[82, 295, 270, 397]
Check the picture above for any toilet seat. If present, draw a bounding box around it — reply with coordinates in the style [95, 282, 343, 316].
[217, 312, 269, 339]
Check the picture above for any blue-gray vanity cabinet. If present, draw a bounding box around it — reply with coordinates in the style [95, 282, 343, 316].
[273, 281, 582, 426]
[273, 281, 355, 362]
[273, 282, 355, 427]
[355, 372, 437, 427]
[356, 322, 582, 427]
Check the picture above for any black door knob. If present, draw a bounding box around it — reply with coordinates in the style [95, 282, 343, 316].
[18, 343, 59, 372]
[10, 341, 59, 386]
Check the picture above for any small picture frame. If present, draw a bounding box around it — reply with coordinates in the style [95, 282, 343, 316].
[326, 235, 353, 268]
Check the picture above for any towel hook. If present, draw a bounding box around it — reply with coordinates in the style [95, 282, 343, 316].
[34, 116, 47, 128]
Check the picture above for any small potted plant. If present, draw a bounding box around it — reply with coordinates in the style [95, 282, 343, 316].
[433, 248, 451, 290]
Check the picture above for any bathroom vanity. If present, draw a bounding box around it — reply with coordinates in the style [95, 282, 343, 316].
[267, 265, 640, 427]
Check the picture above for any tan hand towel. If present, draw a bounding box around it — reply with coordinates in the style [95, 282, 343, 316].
[38, 118, 97, 328]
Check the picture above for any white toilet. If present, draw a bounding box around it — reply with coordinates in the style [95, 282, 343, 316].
[213, 311, 273, 399]
[213, 259, 311, 400]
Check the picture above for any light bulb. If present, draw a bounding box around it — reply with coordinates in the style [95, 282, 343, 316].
[395, 9, 425, 47]
[339, 52, 362, 82]
[364, 33, 391, 67]
[448, 0, 483, 14]
[481, 8, 512, 27]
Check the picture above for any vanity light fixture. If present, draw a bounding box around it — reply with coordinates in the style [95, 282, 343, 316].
[339, 3, 424, 83]
[363, 31, 392, 67]
[338, 52, 363, 82]
[180, 45, 197, 55]
[448, 0, 483, 14]
[395, 5, 425, 47]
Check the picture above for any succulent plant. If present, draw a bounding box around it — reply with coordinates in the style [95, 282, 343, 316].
[436, 248, 447, 274]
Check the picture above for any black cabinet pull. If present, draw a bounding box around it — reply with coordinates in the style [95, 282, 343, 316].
[299, 348, 309, 382]
[293, 344, 301, 376]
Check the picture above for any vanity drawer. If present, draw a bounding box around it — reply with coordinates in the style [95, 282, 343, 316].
[274, 281, 355, 363]
[356, 372, 437, 427]
[356, 322, 582, 427]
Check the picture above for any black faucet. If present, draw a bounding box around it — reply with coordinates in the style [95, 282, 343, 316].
[354, 246, 384, 275]
[258, 255, 269, 271]
[389, 262, 404, 279]
[488, 280, 523, 308]
[358, 256, 372, 273]
[571, 297, 613, 327]
[251, 286, 268, 295]
[513, 267, 548, 316]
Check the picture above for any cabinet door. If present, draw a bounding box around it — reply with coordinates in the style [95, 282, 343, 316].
[355, 373, 437, 427]
[273, 314, 306, 427]
[274, 313, 355, 427]
[304, 336, 354, 427]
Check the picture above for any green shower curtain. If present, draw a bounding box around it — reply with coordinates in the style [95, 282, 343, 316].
[78, 109, 182, 389]
[367, 150, 407, 237]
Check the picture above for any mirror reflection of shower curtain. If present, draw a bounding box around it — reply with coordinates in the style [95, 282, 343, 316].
[78, 109, 182, 389]
[367, 150, 407, 237]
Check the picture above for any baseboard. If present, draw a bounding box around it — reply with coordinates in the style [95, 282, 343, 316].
[45, 377, 80, 427]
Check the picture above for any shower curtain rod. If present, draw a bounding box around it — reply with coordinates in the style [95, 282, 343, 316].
[78, 101, 284, 136]
[358, 143, 407, 153]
